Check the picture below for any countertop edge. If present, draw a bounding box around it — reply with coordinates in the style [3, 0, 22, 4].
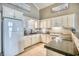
[71, 32, 79, 52]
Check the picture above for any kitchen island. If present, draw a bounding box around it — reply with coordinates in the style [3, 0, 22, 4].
[44, 37, 79, 56]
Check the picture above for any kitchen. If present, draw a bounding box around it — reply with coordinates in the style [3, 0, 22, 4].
[0, 3, 79, 56]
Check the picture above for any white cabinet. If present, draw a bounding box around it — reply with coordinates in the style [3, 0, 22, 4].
[46, 34, 52, 43]
[46, 19, 51, 28]
[27, 19, 35, 29]
[51, 18, 56, 27]
[52, 16, 63, 27]
[56, 16, 63, 27]
[43, 20, 47, 28]
[3, 6, 23, 19]
[62, 15, 68, 27]
[41, 34, 52, 43]
[41, 34, 47, 43]
[34, 21, 38, 28]
[67, 14, 75, 28]
[40, 20, 43, 28]
[51, 14, 76, 28]
[14, 10, 23, 19]
[3, 6, 15, 18]
[22, 16, 28, 28]
[31, 34, 40, 45]
[34, 20, 40, 28]
[40, 20, 47, 28]
[23, 36, 32, 48]
[23, 34, 40, 48]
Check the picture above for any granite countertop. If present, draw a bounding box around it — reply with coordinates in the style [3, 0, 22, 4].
[44, 38, 79, 56]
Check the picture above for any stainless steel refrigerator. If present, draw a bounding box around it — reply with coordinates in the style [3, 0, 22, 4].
[3, 17, 24, 56]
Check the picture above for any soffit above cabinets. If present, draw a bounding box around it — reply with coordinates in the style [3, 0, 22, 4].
[33, 3, 54, 10]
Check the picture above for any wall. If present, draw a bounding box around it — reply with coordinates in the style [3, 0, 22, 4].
[40, 3, 79, 19]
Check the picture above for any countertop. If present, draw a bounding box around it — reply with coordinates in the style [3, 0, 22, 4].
[71, 32, 79, 52]
[44, 38, 79, 56]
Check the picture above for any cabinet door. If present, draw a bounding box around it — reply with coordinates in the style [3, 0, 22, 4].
[24, 36, 31, 48]
[28, 19, 35, 29]
[62, 15, 68, 27]
[3, 6, 14, 18]
[40, 20, 43, 28]
[34, 21, 37, 28]
[46, 19, 51, 28]
[41, 34, 47, 43]
[37, 20, 40, 28]
[32, 35, 40, 45]
[46, 35, 52, 43]
[44, 20, 47, 28]
[56, 16, 63, 27]
[51, 18, 57, 27]
[34, 20, 40, 28]
[67, 14, 75, 28]
[40, 20, 47, 28]
[14, 10, 23, 19]
[36, 34, 40, 42]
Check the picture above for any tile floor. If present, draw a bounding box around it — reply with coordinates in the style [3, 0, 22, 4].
[18, 43, 46, 56]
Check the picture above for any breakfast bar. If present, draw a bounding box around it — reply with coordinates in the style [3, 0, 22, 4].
[44, 37, 79, 56]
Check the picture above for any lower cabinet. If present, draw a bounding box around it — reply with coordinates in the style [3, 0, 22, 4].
[31, 34, 40, 45]
[41, 34, 52, 43]
[41, 34, 47, 43]
[23, 34, 51, 49]
[23, 34, 41, 48]
[23, 36, 32, 48]
[46, 34, 52, 43]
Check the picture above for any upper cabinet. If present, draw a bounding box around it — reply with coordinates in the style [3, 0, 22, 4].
[3, 6, 23, 19]
[43, 20, 47, 28]
[67, 14, 75, 28]
[40, 19, 51, 28]
[40, 20, 47, 28]
[14, 10, 23, 19]
[34, 20, 40, 29]
[62, 15, 68, 27]
[40, 20, 43, 28]
[52, 16, 63, 27]
[51, 14, 76, 28]
[55, 16, 63, 27]
[46, 19, 51, 28]
[3, 6, 15, 18]
[27, 19, 35, 29]
[51, 17, 56, 27]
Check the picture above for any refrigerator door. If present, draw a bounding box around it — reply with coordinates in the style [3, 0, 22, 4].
[0, 13, 1, 54]
[3, 18, 24, 56]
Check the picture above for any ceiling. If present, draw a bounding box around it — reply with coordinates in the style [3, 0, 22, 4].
[33, 3, 54, 10]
